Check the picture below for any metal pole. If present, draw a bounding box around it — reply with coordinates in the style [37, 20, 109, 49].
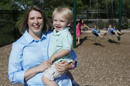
[117, 0, 122, 41]
[112, 0, 114, 23]
[96, 0, 98, 25]
[73, 0, 77, 48]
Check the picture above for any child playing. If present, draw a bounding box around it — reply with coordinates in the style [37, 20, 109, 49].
[92, 25, 106, 38]
[107, 24, 122, 40]
[42, 7, 74, 86]
[108, 24, 120, 36]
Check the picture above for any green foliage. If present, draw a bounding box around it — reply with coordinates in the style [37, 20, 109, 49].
[0, 19, 15, 45]
[43, 0, 74, 17]
[0, 0, 13, 10]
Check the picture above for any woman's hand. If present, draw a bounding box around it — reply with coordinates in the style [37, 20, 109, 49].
[37, 60, 51, 72]
[24, 61, 50, 80]
[55, 60, 70, 74]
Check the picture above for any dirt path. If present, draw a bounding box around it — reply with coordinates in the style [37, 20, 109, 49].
[0, 32, 130, 86]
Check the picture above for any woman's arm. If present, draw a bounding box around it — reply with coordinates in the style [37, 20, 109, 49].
[24, 61, 50, 80]
[8, 43, 26, 84]
[84, 24, 91, 30]
[8, 43, 50, 83]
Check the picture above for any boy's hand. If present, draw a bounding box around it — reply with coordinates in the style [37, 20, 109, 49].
[49, 57, 55, 64]
[55, 60, 69, 74]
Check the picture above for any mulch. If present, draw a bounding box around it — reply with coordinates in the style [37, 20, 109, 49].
[0, 32, 130, 86]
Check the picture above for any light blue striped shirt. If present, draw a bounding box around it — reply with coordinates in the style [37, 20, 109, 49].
[49, 27, 73, 63]
[8, 30, 77, 86]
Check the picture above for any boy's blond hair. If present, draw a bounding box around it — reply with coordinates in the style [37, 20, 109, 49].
[52, 7, 73, 24]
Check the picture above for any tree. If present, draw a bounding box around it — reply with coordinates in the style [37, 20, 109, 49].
[0, 0, 14, 10]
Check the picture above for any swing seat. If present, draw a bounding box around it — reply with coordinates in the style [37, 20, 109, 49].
[92, 31, 99, 37]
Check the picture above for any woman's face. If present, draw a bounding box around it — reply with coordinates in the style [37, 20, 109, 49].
[28, 10, 44, 36]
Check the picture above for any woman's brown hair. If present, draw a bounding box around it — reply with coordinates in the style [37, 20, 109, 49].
[19, 5, 48, 33]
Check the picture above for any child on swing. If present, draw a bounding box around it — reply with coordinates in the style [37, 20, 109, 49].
[92, 25, 106, 38]
[108, 24, 121, 37]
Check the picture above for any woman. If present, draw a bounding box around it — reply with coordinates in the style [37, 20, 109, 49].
[8, 5, 77, 86]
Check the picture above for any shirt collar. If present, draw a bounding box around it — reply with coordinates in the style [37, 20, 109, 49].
[53, 27, 70, 36]
[41, 32, 47, 40]
[23, 30, 47, 43]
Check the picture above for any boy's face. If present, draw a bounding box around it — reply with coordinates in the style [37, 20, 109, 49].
[94, 25, 96, 28]
[53, 13, 70, 31]
[109, 25, 112, 28]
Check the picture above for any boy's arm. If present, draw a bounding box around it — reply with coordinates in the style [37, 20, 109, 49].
[49, 49, 70, 63]
[50, 29, 72, 64]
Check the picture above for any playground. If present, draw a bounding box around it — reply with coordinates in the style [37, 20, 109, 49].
[0, 30, 130, 86]
[0, 0, 130, 86]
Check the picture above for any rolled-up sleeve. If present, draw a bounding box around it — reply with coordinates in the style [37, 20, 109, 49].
[8, 43, 25, 84]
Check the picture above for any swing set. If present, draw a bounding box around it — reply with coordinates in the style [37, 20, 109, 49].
[72, 0, 122, 48]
